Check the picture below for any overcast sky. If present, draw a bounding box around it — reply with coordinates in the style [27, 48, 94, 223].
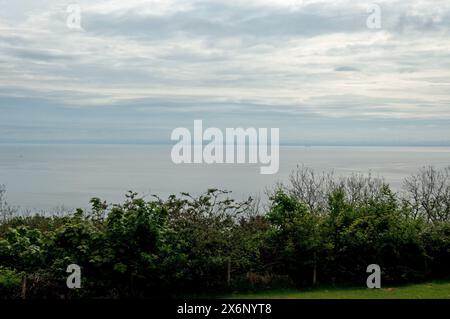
[0, 0, 449, 145]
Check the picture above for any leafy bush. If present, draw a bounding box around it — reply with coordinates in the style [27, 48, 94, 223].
[0, 267, 23, 299]
[0, 167, 449, 298]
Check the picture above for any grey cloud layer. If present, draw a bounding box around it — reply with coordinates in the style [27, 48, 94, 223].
[0, 0, 450, 144]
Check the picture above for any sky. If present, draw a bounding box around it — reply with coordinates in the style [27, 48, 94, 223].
[0, 0, 450, 145]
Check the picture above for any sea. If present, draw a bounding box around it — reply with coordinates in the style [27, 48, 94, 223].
[0, 144, 449, 211]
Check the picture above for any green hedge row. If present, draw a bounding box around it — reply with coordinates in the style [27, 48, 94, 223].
[0, 167, 449, 298]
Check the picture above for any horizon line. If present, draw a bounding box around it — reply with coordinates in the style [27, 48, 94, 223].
[1, 141, 450, 147]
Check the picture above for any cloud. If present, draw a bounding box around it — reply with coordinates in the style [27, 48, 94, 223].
[5, 47, 74, 62]
[0, 0, 449, 144]
[334, 66, 360, 72]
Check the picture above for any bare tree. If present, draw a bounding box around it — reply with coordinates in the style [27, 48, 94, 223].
[402, 166, 450, 222]
[263, 181, 285, 212]
[287, 165, 334, 214]
[335, 172, 386, 205]
[0, 184, 17, 222]
[285, 166, 388, 214]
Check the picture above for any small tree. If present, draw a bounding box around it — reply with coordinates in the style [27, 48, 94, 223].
[0, 185, 17, 223]
[286, 166, 386, 215]
[402, 166, 450, 222]
[266, 191, 323, 286]
[288, 165, 334, 214]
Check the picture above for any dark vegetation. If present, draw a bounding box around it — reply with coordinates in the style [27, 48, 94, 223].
[0, 166, 449, 298]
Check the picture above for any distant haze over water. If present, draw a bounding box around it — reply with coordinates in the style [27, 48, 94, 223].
[0, 144, 449, 211]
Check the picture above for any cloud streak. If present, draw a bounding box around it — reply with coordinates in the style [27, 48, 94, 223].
[0, 0, 449, 144]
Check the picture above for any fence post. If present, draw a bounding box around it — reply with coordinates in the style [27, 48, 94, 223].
[313, 264, 317, 286]
[21, 275, 27, 299]
[227, 257, 231, 286]
[313, 252, 317, 286]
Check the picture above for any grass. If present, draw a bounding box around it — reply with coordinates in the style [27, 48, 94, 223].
[223, 281, 450, 299]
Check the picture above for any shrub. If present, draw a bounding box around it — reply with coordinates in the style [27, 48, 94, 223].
[0, 267, 23, 299]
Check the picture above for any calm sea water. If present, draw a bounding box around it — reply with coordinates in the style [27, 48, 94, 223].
[0, 144, 449, 210]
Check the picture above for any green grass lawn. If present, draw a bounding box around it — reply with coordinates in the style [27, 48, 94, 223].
[224, 281, 450, 299]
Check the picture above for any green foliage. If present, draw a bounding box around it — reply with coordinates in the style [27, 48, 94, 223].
[266, 191, 323, 286]
[0, 267, 23, 298]
[0, 226, 45, 271]
[322, 186, 428, 283]
[0, 168, 449, 298]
